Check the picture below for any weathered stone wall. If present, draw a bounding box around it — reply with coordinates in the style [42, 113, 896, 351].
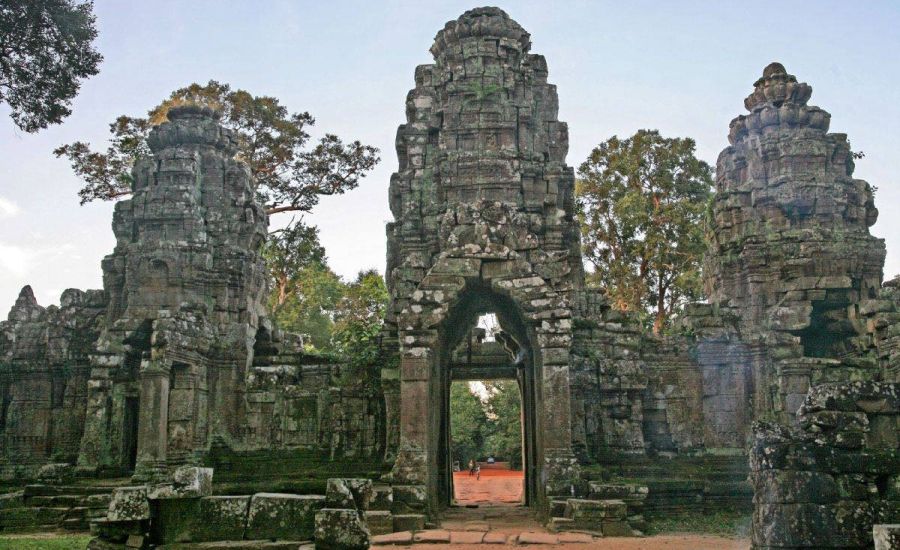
[0, 106, 387, 484]
[0, 286, 104, 479]
[750, 382, 899, 549]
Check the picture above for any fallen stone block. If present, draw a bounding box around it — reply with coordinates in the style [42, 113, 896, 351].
[314, 508, 369, 550]
[195, 495, 251, 542]
[246, 493, 324, 541]
[364, 510, 393, 536]
[107, 487, 150, 522]
[874, 524, 900, 550]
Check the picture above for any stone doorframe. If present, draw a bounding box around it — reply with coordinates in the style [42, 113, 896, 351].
[390, 253, 578, 514]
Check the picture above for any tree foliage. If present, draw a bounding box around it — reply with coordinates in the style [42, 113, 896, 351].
[450, 382, 488, 468]
[54, 80, 380, 216]
[0, 0, 102, 132]
[576, 129, 713, 334]
[265, 220, 327, 312]
[331, 269, 389, 371]
[482, 380, 522, 468]
[449, 380, 522, 468]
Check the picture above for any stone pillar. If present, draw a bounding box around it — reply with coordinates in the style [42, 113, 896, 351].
[539, 341, 580, 506]
[134, 358, 169, 480]
[390, 353, 429, 485]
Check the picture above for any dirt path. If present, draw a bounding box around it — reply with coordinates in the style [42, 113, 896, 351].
[452, 469, 524, 505]
[402, 535, 750, 549]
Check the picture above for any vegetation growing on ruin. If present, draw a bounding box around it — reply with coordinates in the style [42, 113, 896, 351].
[576, 130, 713, 334]
[55, 80, 380, 212]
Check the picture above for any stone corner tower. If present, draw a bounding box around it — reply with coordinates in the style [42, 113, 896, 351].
[78, 104, 269, 479]
[704, 62, 886, 422]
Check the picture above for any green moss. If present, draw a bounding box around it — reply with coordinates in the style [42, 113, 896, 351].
[0, 534, 90, 550]
[648, 510, 751, 538]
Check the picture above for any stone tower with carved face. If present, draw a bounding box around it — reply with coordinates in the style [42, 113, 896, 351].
[383, 7, 583, 511]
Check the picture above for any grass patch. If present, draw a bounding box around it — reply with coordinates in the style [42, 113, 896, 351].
[0, 534, 90, 550]
[648, 511, 751, 538]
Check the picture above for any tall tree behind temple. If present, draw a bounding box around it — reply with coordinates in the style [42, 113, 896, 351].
[0, 0, 102, 132]
[577, 130, 713, 334]
[55, 81, 379, 215]
[483, 380, 523, 468]
[450, 382, 488, 468]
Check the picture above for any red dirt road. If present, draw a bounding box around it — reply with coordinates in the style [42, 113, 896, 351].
[453, 469, 524, 505]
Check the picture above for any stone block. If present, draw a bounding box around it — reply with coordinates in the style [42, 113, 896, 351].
[325, 478, 372, 511]
[753, 502, 874, 548]
[370, 485, 394, 511]
[391, 485, 426, 513]
[246, 493, 325, 541]
[874, 524, 900, 550]
[393, 513, 425, 532]
[314, 508, 369, 550]
[364, 510, 393, 536]
[36, 463, 74, 485]
[107, 487, 150, 522]
[195, 496, 251, 542]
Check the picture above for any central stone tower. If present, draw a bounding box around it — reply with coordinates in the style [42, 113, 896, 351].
[384, 7, 583, 512]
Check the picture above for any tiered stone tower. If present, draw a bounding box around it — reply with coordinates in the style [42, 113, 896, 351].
[384, 7, 583, 510]
[78, 105, 269, 479]
[705, 63, 886, 423]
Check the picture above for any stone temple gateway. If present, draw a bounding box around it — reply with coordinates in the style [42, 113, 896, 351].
[0, 7, 898, 550]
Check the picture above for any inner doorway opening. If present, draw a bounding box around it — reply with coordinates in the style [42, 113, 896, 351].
[448, 314, 525, 506]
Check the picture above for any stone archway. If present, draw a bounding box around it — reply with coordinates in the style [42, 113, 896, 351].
[391, 254, 577, 513]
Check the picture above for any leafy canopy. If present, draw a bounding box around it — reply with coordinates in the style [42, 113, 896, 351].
[576, 129, 713, 334]
[0, 0, 102, 132]
[449, 380, 522, 468]
[54, 80, 380, 215]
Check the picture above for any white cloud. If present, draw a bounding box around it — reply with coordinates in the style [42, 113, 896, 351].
[0, 242, 32, 276]
[0, 241, 76, 278]
[0, 196, 20, 219]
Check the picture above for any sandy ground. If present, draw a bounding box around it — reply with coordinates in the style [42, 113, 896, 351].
[403, 536, 750, 549]
[452, 469, 524, 505]
[440, 472, 750, 549]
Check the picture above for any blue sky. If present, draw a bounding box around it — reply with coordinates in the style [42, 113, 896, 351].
[1, 1, 898, 314]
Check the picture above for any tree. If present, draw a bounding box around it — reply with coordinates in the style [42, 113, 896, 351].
[54, 80, 380, 216]
[331, 270, 389, 369]
[265, 220, 327, 312]
[272, 264, 343, 350]
[0, 0, 102, 132]
[450, 382, 488, 467]
[577, 130, 713, 334]
[482, 380, 522, 468]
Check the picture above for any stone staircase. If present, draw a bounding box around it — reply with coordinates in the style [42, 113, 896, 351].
[0, 482, 117, 532]
[585, 453, 752, 518]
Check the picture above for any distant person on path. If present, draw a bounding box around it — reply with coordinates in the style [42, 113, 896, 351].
[468, 459, 476, 476]
[475, 463, 481, 480]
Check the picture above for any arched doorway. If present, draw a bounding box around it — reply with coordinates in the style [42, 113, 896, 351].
[390, 256, 578, 516]
[434, 283, 539, 508]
